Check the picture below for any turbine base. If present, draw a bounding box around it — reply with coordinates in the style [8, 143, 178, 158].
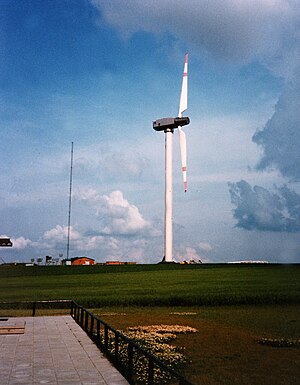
[158, 256, 177, 264]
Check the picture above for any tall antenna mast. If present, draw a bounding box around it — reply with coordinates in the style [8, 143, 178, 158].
[66, 141, 74, 260]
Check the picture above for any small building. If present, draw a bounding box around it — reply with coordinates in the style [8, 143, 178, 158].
[105, 261, 124, 265]
[71, 257, 95, 266]
[105, 261, 136, 265]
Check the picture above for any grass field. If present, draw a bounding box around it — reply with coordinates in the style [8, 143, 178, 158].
[0, 263, 299, 306]
[0, 263, 299, 384]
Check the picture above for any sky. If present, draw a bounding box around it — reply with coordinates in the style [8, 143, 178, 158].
[1, 0, 300, 264]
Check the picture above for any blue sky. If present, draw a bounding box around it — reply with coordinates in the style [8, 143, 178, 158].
[1, 0, 300, 263]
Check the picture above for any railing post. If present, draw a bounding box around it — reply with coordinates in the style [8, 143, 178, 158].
[85, 311, 89, 331]
[70, 301, 73, 317]
[128, 342, 133, 378]
[90, 315, 94, 337]
[97, 319, 100, 341]
[80, 307, 84, 327]
[148, 358, 154, 385]
[115, 333, 119, 363]
[32, 301, 36, 317]
[104, 324, 109, 353]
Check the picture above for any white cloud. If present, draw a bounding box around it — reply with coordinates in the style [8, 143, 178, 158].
[11, 236, 32, 250]
[34, 225, 119, 256]
[43, 225, 81, 242]
[199, 242, 212, 252]
[185, 246, 201, 260]
[30, 223, 161, 262]
[91, 0, 300, 75]
[82, 235, 119, 252]
[175, 246, 205, 262]
[16, 187, 162, 262]
[77, 188, 160, 237]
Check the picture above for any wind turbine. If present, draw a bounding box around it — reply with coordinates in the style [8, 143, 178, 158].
[153, 53, 190, 263]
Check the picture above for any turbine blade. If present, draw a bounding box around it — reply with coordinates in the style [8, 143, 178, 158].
[179, 127, 187, 192]
[178, 53, 188, 192]
[178, 52, 188, 118]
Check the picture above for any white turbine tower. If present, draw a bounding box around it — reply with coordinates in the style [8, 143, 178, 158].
[153, 53, 190, 263]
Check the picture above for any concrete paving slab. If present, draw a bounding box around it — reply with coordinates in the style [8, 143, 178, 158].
[0, 316, 129, 385]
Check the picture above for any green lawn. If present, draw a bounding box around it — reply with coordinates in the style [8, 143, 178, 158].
[0, 264, 299, 307]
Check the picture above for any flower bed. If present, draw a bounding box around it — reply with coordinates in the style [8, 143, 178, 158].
[100, 324, 197, 384]
[257, 337, 300, 348]
[128, 324, 198, 334]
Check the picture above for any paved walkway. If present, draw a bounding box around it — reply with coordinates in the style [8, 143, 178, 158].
[0, 316, 129, 385]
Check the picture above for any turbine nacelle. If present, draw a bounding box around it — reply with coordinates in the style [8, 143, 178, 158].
[153, 116, 190, 132]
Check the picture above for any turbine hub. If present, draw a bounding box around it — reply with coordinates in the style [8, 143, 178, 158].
[153, 116, 190, 132]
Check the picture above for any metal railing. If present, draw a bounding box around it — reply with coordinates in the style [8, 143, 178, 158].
[0, 300, 194, 385]
[70, 301, 194, 385]
[0, 300, 72, 316]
